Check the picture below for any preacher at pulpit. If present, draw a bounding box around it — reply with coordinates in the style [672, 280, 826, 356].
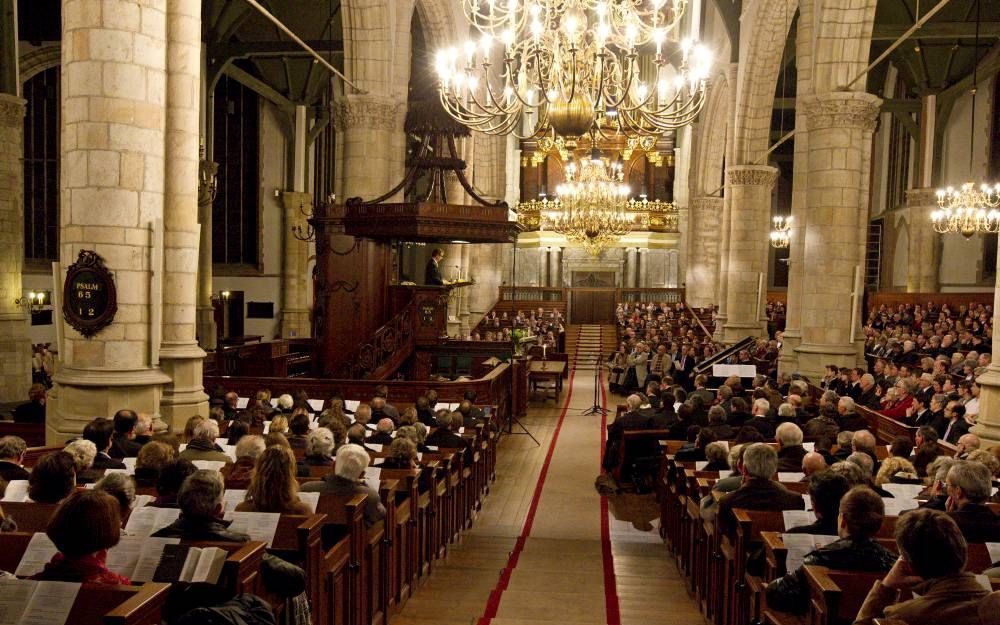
[425, 248, 444, 285]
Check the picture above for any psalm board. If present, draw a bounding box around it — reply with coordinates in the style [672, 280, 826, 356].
[63, 250, 117, 338]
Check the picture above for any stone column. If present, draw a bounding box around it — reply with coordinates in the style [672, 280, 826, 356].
[973, 237, 1000, 444]
[714, 63, 739, 342]
[638, 248, 649, 288]
[686, 196, 722, 307]
[548, 247, 561, 287]
[52, 0, 172, 441]
[722, 165, 777, 343]
[281, 191, 311, 338]
[905, 188, 940, 293]
[195, 157, 217, 349]
[458, 244, 471, 336]
[158, 0, 207, 430]
[0, 95, 31, 401]
[792, 92, 881, 378]
[624, 248, 638, 287]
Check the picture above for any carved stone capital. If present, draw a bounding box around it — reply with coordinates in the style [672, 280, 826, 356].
[691, 196, 724, 212]
[333, 97, 406, 132]
[726, 165, 778, 188]
[802, 92, 882, 132]
[0, 94, 26, 128]
[905, 187, 939, 208]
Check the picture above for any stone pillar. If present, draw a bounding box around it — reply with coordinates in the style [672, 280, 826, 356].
[722, 165, 777, 343]
[714, 63, 739, 342]
[548, 247, 561, 287]
[281, 191, 312, 338]
[0, 95, 31, 401]
[792, 92, 881, 378]
[624, 248, 638, 287]
[158, 0, 207, 429]
[638, 248, 649, 288]
[195, 157, 217, 350]
[973, 237, 1000, 444]
[687, 196, 722, 308]
[52, 0, 172, 442]
[458, 244, 471, 336]
[905, 188, 940, 293]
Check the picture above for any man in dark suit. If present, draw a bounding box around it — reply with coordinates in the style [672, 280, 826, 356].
[0, 436, 29, 482]
[415, 395, 436, 427]
[602, 395, 655, 472]
[83, 417, 127, 470]
[775, 422, 808, 472]
[368, 418, 395, 446]
[424, 412, 469, 452]
[856, 374, 881, 410]
[424, 248, 445, 285]
[110, 410, 143, 458]
[944, 461, 1000, 543]
[12, 384, 46, 424]
[717, 443, 805, 536]
[941, 402, 971, 444]
[673, 347, 697, 390]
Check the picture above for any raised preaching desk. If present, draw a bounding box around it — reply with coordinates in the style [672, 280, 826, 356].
[528, 360, 565, 402]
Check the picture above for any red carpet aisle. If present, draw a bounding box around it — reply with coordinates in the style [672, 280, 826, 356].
[394, 328, 704, 625]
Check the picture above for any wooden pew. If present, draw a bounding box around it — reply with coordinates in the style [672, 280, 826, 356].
[22, 444, 64, 468]
[610, 428, 673, 483]
[314, 492, 368, 625]
[378, 467, 421, 606]
[0, 501, 59, 532]
[268, 514, 326, 625]
[0, 421, 46, 447]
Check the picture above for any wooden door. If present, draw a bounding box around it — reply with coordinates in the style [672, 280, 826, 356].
[569, 272, 616, 324]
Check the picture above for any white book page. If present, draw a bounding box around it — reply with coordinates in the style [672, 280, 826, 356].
[782, 510, 818, 531]
[2, 480, 29, 502]
[882, 483, 924, 500]
[178, 548, 201, 583]
[124, 506, 181, 537]
[974, 575, 992, 591]
[263, 421, 270, 434]
[308, 400, 324, 412]
[0, 579, 35, 625]
[223, 512, 281, 547]
[694, 461, 709, 470]
[801, 494, 812, 511]
[367, 443, 383, 453]
[192, 460, 227, 472]
[105, 536, 180, 582]
[297, 492, 319, 514]
[220, 445, 237, 461]
[426, 446, 438, 451]
[986, 543, 1000, 566]
[345, 401, 360, 412]
[191, 547, 226, 584]
[129, 538, 181, 583]
[778, 472, 805, 482]
[881, 498, 917, 516]
[14, 533, 57, 577]
[236, 397, 250, 409]
[222, 489, 247, 513]
[133, 494, 155, 509]
[363, 467, 382, 493]
[802, 442, 815, 452]
[20, 581, 80, 625]
[781, 534, 838, 573]
[123, 457, 137, 475]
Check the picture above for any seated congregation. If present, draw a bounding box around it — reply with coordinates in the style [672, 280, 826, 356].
[0, 386, 498, 625]
[601, 298, 1000, 625]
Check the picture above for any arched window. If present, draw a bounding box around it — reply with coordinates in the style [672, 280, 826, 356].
[212, 74, 260, 267]
[23, 66, 59, 263]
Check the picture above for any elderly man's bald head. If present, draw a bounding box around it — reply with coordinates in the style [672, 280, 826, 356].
[802, 452, 827, 476]
[852, 430, 876, 453]
[376, 418, 394, 434]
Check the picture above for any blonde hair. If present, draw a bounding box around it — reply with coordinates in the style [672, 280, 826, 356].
[245, 446, 302, 513]
[874, 455, 916, 486]
[269, 415, 289, 434]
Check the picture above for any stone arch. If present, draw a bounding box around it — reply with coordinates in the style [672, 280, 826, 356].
[414, 0, 463, 50]
[812, 0, 878, 93]
[19, 44, 61, 83]
[731, 0, 797, 164]
[693, 71, 731, 196]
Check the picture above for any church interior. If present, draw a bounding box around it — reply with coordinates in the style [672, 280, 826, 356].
[0, 0, 998, 624]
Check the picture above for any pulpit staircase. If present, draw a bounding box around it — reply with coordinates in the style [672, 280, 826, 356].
[564, 325, 616, 373]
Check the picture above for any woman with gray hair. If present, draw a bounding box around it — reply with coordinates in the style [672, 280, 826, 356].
[300, 428, 336, 470]
[94, 472, 136, 520]
[301, 444, 385, 526]
[63, 438, 99, 484]
[703, 441, 730, 471]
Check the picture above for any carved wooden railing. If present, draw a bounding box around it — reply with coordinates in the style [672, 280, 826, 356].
[340, 303, 416, 380]
[616, 288, 686, 304]
[499, 286, 566, 302]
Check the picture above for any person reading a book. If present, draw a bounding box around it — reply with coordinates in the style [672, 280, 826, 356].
[224, 435, 265, 489]
[152, 458, 196, 507]
[765, 486, 897, 615]
[134, 440, 175, 488]
[381, 438, 419, 469]
[34, 490, 131, 585]
[235, 446, 312, 515]
[94, 472, 136, 519]
[28, 451, 77, 504]
[301, 443, 386, 526]
[153, 470, 251, 542]
[299, 428, 336, 470]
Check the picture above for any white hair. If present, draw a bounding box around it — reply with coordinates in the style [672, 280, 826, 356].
[307, 427, 336, 457]
[134, 413, 153, 436]
[193, 418, 220, 441]
[64, 438, 97, 471]
[277, 394, 294, 410]
[776, 422, 803, 447]
[335, 444, 370, 480]
[234, 434, 266, 460]
[838, 396, 855, 412]
[753, 398, 770, 414]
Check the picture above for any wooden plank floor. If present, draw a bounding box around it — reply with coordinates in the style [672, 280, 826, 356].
[394, 327, 704, 625]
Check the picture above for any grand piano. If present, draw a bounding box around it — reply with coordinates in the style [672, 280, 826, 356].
[691, 336, 757, 388]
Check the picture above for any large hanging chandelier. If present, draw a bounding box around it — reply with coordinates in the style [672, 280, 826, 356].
[435, 0, 712, 143]
[930, 0, 1000, 238]
[770, 215, 791, 249]
[931, 184, 1000, 237]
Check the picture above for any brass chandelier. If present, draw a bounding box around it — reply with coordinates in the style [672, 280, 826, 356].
[435, 0, 712, 143]
[930, 0, 1000, 238]
[770, 215, 792, 249]
[518, 153, 652, 256]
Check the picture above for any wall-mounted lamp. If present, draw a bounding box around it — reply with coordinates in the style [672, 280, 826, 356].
[15, 291, 50, 313]
[220, 291, 231, 300]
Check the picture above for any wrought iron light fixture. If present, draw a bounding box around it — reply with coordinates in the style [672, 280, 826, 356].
[14, 291, 48, 313]
[435, 0, 712, 143]
[770, 215, 791, 249]
[930, 0, 1000, 238]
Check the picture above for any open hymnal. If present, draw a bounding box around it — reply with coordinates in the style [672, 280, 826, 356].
[778, 472, 805, 482]
[363, 467, 382, 494]
[152, 544, 228, 585]
[221, 511, 281, 547]
[986, 543, 1000, 566]
[123, 506, 181, 536]
[366, 443, 383, 453]
[780, 533, 838, 573]
[0, 578, 80, 625]
[782, 510, 818, 531]
[882, 483, 925, 500]
[1, 480, 29, 502]
[881, 498, 917, 517]
[14, 532, 184, 582]
[192, 460, 228, 472]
